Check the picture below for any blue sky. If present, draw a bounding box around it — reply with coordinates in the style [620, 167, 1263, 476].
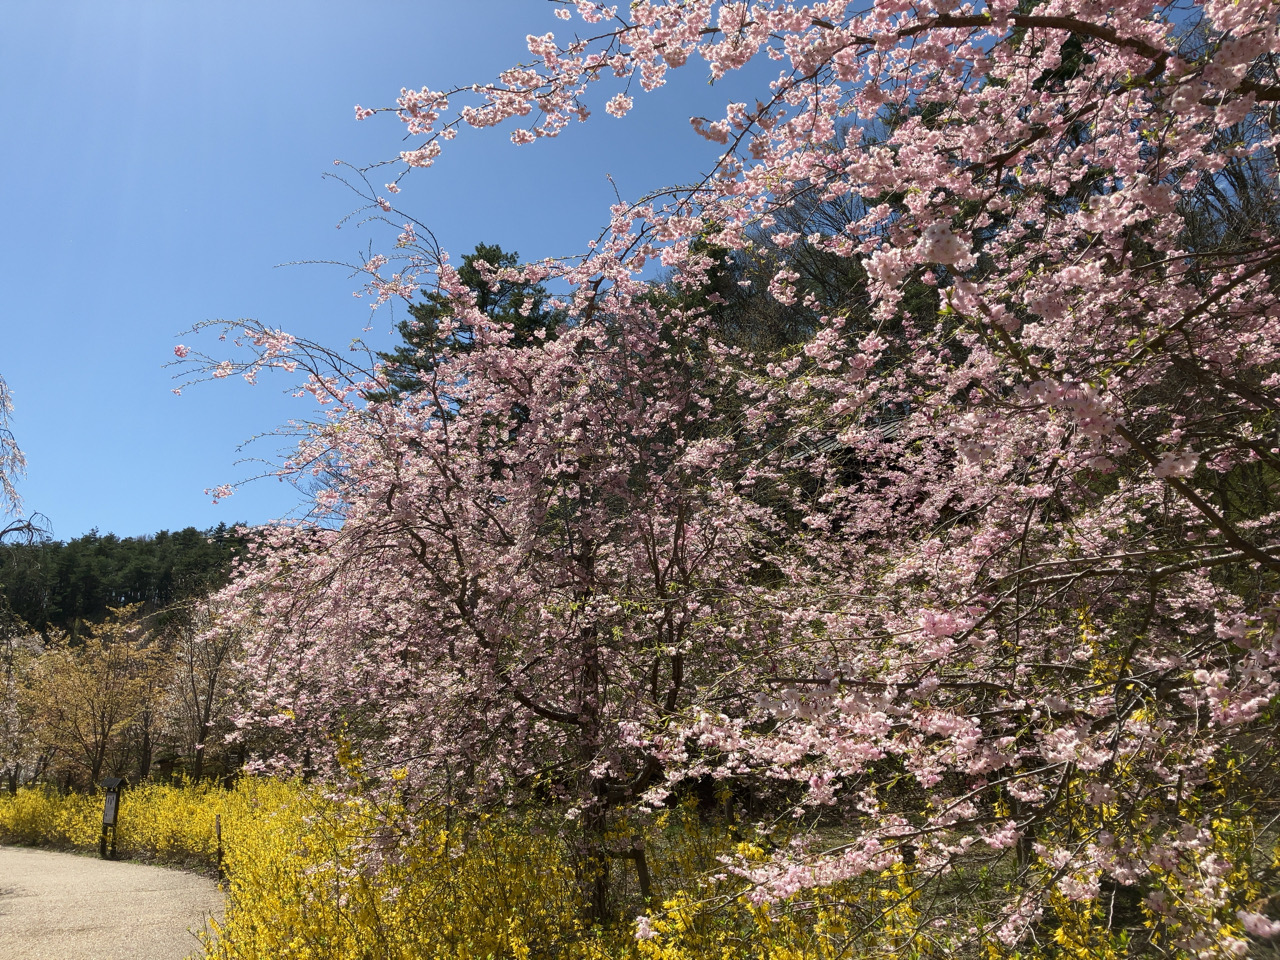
[1, 0, 739, 540]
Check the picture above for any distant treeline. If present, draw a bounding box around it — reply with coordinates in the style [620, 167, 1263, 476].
[0, 525, 246, 636]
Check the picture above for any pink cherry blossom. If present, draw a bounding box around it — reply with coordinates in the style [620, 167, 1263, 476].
[195, 0, 1280, 949]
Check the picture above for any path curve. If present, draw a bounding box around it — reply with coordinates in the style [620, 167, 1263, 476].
[0, 845, 223, 960]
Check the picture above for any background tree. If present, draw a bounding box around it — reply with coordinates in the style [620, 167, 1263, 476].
[0, 524, 245, 639]
[366, 242, 560, 404]
[26, 605, 163, 785]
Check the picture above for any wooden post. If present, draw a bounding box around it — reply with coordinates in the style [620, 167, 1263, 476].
[215, 814, 224, 879]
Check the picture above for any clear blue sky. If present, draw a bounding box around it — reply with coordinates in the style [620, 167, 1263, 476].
[2, 0, 738, 540]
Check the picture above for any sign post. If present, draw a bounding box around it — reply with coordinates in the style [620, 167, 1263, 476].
[99, 778, 124, 860]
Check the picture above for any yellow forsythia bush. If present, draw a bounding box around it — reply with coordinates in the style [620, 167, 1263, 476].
[209, 801, 598, 960]
[0, 781, 1037, 959]
[0, 785, 101, 848]
[0, 779, 607, 958]
[0, 778, 295, 868]
[206, 792, 830, 960]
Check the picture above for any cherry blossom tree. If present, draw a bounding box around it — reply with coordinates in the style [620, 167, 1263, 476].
[159, 599, 242, 782]
[0, 374, 26, 531]
[0, 607, 43, 794]
[0, 374, 44, 545]
[200, 285, 772, 919]
[196, 0, 1280, 951]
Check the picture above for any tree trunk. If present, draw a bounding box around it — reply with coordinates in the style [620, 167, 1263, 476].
[90, 737, 105, 784]
[137, 709, 153, 781]
[191, 710, 213, 781]
[575, 600, 611, 925]
[578, 798, 611, 926]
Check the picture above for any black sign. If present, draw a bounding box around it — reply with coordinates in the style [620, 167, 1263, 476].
[99, 778, 124, 858]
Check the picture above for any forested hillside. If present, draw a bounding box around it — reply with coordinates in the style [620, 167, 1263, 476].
[0, 525, 245, 637]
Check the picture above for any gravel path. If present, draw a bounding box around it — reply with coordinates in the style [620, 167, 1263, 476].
[0, 846, 223, 960]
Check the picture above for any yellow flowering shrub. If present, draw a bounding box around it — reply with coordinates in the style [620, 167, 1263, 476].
[0, 778, 295, 869]
[0, 784, 990, 958]
[6, 780, 1275, 959]
[0, 781, 828, 958]
[208, 798, 600, 960]
[0, 785, 100, 847]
